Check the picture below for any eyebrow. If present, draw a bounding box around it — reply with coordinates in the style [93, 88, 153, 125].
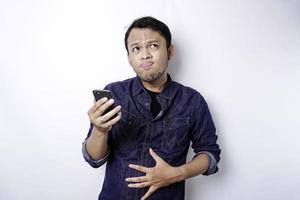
[129, 39, 160, 47]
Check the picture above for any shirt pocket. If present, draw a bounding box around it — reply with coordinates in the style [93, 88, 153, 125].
[161, 117, 190, 153]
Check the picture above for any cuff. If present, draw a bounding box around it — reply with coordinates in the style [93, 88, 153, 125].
[193, 151, 218, 175]
[82, 140, 109, 168]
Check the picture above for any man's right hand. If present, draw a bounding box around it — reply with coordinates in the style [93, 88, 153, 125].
[88, 97, 122, 135]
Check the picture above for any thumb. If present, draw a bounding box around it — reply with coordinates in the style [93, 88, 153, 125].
[149, 148, 163, 163]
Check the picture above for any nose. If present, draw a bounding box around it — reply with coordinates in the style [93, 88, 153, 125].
[140, 48, 152, 60]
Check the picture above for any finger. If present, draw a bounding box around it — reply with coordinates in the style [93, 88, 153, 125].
[95, 97, 109, 107]
[96, 111, 122, 127]
[98, 105, 122, 122]
[149, 148, 164, 163]
[127, 182, 151, 188]
[95, 105, 121, 123]
[125, 175, 147, 183]
[94, 99, 115, 116]
[89, 97, 108, 114]
[141, 186, 158, 200]
[107, 111, 122, 125]
[128, 164, 150, 173]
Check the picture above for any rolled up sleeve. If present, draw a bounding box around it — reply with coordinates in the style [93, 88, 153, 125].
[190, 94, 221, 175]
[82, 139, 109, 168]
[193, 151, 218, 175]
[81, 123, 109, 168]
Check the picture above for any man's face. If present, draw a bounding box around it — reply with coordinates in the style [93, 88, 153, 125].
[127, 28, 173, 83]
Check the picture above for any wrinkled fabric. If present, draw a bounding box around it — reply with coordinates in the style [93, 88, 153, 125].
[82, 75, 221, 200]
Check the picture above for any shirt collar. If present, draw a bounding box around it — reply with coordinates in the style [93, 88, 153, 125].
[132, 76, 145, 96]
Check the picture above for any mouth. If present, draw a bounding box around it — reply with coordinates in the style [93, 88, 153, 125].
[140, 61, 154, 70]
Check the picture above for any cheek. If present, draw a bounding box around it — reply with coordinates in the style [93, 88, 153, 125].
[155, 52, 169, 65]
[128, 56, 138, 67]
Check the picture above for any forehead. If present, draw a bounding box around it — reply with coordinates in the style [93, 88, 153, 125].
[127, 28, 166, 45]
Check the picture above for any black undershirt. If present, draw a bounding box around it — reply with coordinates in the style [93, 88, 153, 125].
[145, 88, 161, 118]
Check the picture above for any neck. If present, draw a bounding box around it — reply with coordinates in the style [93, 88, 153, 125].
[141, 73, 168, 93]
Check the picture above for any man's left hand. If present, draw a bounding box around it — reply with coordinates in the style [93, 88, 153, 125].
[125, 148, 184, 200]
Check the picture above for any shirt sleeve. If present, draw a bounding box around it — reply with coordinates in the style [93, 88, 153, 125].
[82, 139, 109, 168]
[81, 123, 109, 168]
[190, 94, 221, 175]
[193, 151, 218, 175]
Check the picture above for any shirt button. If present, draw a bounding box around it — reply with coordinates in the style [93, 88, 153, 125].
[145, 102, 149, 106]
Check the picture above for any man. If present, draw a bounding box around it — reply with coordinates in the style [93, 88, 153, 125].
[82, 16, 221, 200]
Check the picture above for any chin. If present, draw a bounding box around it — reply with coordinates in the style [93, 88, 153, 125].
[138, 71, 164, 83]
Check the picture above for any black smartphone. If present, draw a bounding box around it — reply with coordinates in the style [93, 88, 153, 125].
[93, 89, 117, 116]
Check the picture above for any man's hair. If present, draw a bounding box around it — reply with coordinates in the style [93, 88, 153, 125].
[124, 16, 172, 54]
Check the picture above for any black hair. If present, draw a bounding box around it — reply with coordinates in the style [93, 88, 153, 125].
[124, 16, 172, 54]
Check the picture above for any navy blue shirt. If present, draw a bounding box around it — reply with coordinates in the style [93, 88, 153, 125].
[82, 75, 221, 200]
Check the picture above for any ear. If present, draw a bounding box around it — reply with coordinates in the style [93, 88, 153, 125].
[167, 44, 175, 60]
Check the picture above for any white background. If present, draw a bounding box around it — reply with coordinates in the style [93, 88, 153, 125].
[1, 0, 300, 199]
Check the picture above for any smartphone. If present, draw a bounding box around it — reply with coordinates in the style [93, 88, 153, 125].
[93, 89, 117, 116]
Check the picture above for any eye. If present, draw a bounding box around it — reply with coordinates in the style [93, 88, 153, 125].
[132, 47, 140, 53]
[150, 44, 158, 49]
